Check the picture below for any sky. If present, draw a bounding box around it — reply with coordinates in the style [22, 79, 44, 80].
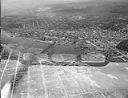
[1, 0, 127, 16]
[1, 0, 82, 10]
[1, 0, 85, 16]
[2, 0, 125, 5]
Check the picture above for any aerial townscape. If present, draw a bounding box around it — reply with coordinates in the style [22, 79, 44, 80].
[1, 0, 128, 98]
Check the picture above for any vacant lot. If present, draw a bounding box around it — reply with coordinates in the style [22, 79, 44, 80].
[1, 60, 128, 98]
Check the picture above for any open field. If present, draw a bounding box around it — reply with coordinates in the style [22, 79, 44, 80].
[1, 60, 128, 98]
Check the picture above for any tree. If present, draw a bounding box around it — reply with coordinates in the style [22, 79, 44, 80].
[116, 39, 128, 52]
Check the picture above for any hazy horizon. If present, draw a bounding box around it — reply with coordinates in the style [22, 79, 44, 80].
[1, 0, 128, 16]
